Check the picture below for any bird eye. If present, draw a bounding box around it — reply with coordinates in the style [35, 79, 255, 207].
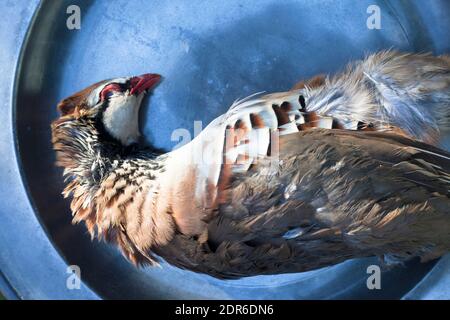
[104, 91, 114, 98]
[100, 83, 122, 101]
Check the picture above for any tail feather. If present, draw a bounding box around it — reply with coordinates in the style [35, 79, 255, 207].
[300, 50, 450, 146]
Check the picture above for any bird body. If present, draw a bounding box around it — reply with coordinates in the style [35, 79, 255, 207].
[52, 51, 450, 279]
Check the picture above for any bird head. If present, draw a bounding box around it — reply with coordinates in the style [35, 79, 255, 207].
[56, 73, 161, 146]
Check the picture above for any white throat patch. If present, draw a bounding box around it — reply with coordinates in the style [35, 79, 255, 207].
[102, 94, 144, 146]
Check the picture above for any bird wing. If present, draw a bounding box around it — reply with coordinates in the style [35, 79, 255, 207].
[162, 90, 348, 236]
[163, 87, 425, 236]
[160, 127, 450, 278]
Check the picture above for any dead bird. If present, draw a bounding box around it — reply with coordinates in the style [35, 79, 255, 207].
[51, 51, 450, 279]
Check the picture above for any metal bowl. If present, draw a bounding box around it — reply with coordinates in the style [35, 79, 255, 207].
[1, 0, 449, 299]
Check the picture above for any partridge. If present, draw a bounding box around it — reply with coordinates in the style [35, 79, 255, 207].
[51, 51, 450, 279]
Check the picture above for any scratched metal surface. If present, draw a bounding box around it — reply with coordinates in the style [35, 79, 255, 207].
[0, 0, 449, 299]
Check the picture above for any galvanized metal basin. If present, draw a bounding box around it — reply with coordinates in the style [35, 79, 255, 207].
[0, 0, 449, 299]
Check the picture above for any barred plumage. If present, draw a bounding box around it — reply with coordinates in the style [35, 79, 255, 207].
[51, 52, 450, 279]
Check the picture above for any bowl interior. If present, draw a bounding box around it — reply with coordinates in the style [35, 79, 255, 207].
[14, 0, 449, 299]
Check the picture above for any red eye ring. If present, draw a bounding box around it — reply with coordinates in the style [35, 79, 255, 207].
[100, 83, 122, 101]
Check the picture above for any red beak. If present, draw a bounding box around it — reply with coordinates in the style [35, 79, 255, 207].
[129, 73, 161, 96]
